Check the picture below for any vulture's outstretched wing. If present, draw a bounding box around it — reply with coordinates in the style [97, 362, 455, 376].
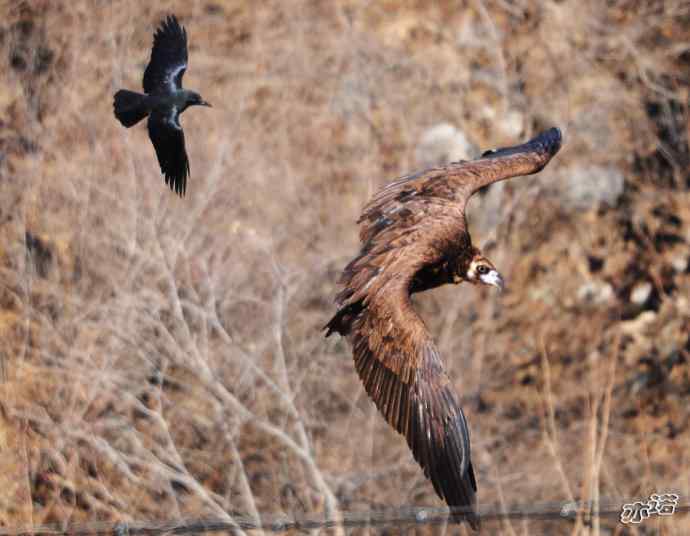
[353, 275, 479, 528]
[147, 107, 189, 195]
[143, 15, 188, 95]
[357, 127, 563, 244]
[326, 198, 479, 528]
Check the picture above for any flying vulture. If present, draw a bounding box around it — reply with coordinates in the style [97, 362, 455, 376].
[113, 15, 211, 196]
[325, 127, 563, 530]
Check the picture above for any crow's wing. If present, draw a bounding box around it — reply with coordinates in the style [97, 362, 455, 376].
[143, 15, 188, 95]
[147, 107, 189, 196]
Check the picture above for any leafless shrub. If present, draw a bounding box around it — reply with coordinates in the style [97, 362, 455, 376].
[0, 1, 688, 534]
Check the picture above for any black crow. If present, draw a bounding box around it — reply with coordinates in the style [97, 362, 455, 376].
[113, 15, 210, 196]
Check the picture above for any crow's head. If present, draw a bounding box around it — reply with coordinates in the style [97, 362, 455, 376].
[186, 91, 211, 108]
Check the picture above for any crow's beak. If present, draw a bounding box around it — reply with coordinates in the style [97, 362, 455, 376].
[200, 100, 212, 107]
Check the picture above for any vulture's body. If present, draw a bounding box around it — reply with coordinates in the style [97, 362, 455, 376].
[325, 128, 563, 530]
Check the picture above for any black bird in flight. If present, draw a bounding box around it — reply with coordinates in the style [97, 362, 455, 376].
[325, 128, 563, 530]
[113, 15, 210, 196]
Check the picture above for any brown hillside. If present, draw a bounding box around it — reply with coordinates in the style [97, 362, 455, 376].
[1, 1, 689, 534]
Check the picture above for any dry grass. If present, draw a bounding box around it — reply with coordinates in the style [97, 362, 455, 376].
[1, 0, 689, 534]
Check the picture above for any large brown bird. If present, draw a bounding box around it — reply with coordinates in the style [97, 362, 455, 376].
[325, 128, 562, 530]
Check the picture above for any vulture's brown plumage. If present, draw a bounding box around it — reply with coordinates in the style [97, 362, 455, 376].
[325, 128, 563, 530]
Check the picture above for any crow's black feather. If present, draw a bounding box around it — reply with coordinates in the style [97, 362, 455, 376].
[114, 14, 208, 196]
[147, 108, 189, 196]
[143, 15, 188, 95]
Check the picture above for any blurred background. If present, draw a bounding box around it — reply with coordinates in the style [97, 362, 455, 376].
[1, 0, 689, 534]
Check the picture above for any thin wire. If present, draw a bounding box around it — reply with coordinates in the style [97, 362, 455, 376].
[1, 499, 687, 535]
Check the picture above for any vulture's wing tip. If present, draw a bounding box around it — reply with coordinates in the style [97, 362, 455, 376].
[535, 126, 563, 156]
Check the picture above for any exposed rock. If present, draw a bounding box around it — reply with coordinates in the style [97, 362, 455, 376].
[557, 165, 625, 211]
[497, 110, 524, 140]
[414, 123, 477, 169]
[570, 101, 633, 161]
[577, 280, 614, 304]
[671, 255, 688, 273]
[676, 295, 690, 316]
[630, 281, 653, 305]
[467, 180, 506, 234]
[620, 310, 657, 337]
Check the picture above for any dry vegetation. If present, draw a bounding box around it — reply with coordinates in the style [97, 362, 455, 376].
[1, 0, 689, 534]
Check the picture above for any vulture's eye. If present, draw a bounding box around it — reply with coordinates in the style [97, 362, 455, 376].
[477, 265, 489, 275]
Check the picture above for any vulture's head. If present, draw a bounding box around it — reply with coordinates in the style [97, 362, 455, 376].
[464, 252, 504, 291]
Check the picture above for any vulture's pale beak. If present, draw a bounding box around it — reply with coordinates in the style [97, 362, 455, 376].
[480, 269, 505, 292]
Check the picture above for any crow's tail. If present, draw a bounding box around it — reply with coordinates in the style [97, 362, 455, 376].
[113, 90, 149, 127]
